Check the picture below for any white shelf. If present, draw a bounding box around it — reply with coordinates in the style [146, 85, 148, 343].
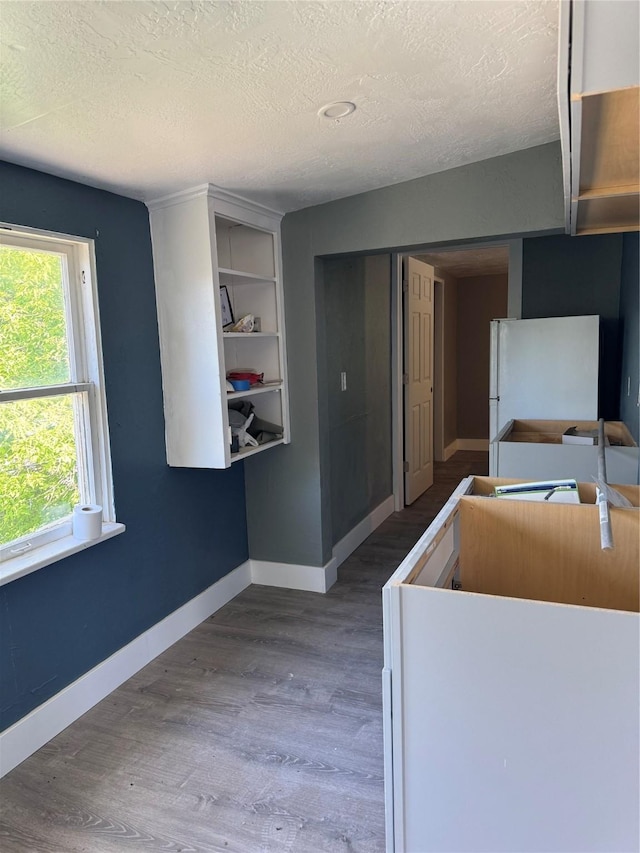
[222, 331, 279, 338]
[218, 267, 276, 283]
[227, 382, 283, 400]
[230, 437, 285, 464]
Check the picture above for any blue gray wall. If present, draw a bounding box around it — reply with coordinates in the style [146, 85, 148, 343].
[245, 142, 565, 567]
[0, 162, 248, 731]
[521, 233, 623, 419]
[320, 255, 392, 546]
[619, 232, 640, 443]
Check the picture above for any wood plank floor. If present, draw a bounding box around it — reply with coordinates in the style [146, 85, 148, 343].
[0, 452, 487, 853]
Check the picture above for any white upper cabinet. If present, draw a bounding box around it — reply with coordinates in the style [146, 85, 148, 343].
[148, 185, 290, 468]
[559, 0, 639, 235]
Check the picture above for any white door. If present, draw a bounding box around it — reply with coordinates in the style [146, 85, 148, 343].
[404, 257, 434, 504]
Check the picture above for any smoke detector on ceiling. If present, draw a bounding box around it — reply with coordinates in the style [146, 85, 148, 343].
[318, 102, 356, 120]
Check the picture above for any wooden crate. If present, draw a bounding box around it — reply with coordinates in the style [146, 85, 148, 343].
[382, 476, 640, 853]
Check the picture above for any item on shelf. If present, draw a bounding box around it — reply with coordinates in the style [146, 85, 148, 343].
[220, 286, 234, 326]
[227, 369, 263, 386]
[228, 399, 283, 447]
[229, 379, 251, 391]
[228, 314, 255, 333]
[228, 408, 259, 449]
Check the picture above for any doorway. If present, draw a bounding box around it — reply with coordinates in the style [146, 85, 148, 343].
[394, 245, 511, 507]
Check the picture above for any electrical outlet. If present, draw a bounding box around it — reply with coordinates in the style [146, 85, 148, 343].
[340, 371, 347, 391]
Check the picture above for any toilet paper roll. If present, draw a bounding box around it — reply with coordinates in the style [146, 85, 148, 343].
[72, 504, 103, 541]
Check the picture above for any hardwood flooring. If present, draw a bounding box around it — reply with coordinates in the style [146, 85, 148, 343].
[0, 453, 487, 853]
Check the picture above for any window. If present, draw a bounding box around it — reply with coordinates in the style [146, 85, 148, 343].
[0, 224, 121, 578]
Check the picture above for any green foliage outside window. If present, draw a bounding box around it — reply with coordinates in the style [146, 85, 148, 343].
[0, 247, 80, 545]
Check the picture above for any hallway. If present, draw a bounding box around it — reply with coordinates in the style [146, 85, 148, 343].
[0, 453, 487, 853]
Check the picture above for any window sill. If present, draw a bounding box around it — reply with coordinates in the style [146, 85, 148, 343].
[0, 523, 126, 588]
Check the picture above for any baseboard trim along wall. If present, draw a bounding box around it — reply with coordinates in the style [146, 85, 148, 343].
[250, 558, 337, 593]
[0, 496, 397, 779]
[456, 438, 489, 452]
[332, 495, 395, 567]
[0, 561, 252, 779]
[443, 440, 458, 461]
[250, 495, 395, 594]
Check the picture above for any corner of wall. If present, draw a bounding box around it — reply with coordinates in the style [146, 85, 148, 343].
[508, 240, 523, 319]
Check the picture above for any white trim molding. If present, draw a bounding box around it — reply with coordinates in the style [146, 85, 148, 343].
[0, 524, 125, 588]
[146, 183, 283, 221]
[391, 253, 405, 512]
[250, 495, 395, 594]
[332, 495, 395, 568]
[250, 559, 337, 594]
[443, 440, 458, 461]
[0, 561, 252, 779]
[456, 438, 489, 452]
[0, 225, 119, 580]
[443, 438, 490, 456]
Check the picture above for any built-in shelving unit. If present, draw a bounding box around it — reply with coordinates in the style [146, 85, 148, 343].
[147, 185, 290, 468]
[559, 0, 640, 235]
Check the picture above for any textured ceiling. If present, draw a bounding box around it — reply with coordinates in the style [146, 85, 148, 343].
[0, 1, 560, 212]
[419, 246, 509, 278]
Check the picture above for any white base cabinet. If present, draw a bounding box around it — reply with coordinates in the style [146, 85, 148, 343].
[148, 185, 289, 468]
[383, 476, 640, 853]
[490, 419, 639, 484]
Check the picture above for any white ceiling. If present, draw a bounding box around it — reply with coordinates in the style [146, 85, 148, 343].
[0, 1, 560, 213]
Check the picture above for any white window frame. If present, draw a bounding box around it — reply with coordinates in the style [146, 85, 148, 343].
[0, 223, 124, 584]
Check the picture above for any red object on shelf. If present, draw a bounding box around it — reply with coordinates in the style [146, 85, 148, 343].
[227, 370, 264, 385]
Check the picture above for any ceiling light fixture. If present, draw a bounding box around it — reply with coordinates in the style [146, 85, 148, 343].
[318, 101, 356, 120]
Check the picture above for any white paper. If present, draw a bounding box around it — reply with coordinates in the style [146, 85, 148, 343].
[72, 504, 103, 541]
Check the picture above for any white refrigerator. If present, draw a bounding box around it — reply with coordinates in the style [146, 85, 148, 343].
[489, 315, 600, 472]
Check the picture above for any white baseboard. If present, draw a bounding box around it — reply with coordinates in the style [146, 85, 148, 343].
[250, 558, 337, 594]
[250, 495, 395, 594]
[332, 495, 395, 568]
[442, 439, 489, 457]
[0, 561, 252, 779]
[443, 440, 458, 461]
[456, 438, 489, 452]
